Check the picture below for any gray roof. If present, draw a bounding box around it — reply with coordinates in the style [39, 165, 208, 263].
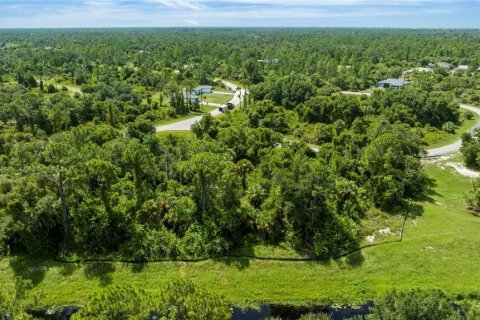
[437, 62, 453, 69]
[377, 78, 410, 86]
[194, 85, 212, 90]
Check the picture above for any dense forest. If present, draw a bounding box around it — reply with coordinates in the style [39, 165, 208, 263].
[0, 28, 479, 263]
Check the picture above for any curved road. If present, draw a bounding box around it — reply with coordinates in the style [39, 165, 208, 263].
[427, 104, 480, 157]
[340, 91, 480, 157]
[156, 81, 247, 132]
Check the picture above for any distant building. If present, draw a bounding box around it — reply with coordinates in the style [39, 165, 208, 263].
[193, 85, 213, 95]
[402, 67, 433, 76]
[182, 90, 200, 104]
[437, 62, 453, 69]
[258, 58, 279, 64]
[458, 65, 469, 70]
[377, 78, 410, 90]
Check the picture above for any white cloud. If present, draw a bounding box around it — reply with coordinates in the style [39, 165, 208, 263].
[0, 0, 475, 28]
[185, 19, 200, 25]
[148, 0, 205, 10]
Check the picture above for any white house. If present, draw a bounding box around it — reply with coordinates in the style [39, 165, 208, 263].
[194, 86, 213, 95]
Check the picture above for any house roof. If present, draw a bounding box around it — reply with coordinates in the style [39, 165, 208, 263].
[378, 78, 410, 87]
[194, 85, 212, 90]
[437, 62, 453, 69]
[458, 65, 469, 70]
[403, 67, 433, 75]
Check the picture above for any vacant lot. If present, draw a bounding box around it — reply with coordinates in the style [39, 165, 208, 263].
[2, 164, 479, 308]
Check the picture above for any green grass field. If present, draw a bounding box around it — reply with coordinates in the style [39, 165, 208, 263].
[201, 93, 234, 105]
[1, 161, 479, 308]
[423, 110, 479, 148]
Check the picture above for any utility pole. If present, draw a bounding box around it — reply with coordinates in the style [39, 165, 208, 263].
[400, 200, 411, 242]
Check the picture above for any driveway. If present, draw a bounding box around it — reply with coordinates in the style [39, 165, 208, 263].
[156, 81, 247, 132]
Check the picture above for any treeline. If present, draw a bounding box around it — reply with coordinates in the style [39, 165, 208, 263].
[1, 29, 480, 92]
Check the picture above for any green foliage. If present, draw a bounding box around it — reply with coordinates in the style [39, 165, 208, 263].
[465, 178, 480, 213]
[71, 285, 152, 320]
[442, 121, 456, 133]
[368, 289, 462, 320]
[72, 280, 230, 320]
[155, 280, 231, 320]
[461, 129, 480, 169]
[0, 28, 473, 263]
[299, 314, 331, 320]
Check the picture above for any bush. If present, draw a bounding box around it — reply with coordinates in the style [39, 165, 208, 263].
[71, 285, 152, 320]
[72, 280, 231, 320]
[463, 110, 474, 120]
[466, 178, 480, 213]
[442, 121, 456, 133]
[47, 83, 57, 93]
[369, 289, 462, 320]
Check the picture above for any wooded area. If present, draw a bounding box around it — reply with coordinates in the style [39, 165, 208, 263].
[0, 28, 479, 261]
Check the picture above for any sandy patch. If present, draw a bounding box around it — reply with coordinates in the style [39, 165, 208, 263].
[444, 162, 480, 178]
[379, 227, 392, 236]
[421, 154, 454, 164]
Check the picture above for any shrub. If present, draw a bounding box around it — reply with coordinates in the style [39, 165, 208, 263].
[463, 110, 474, 120]
[72, 280, 231, 320]
[369, 289, 462, 320]
[442, 121, 456, 133]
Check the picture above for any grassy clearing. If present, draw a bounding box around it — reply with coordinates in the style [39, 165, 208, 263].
[1, 163, 479, 308]
[423, 110, 479, 148]
[156, 130, 196, 140]
[155, 106, 217, 126]
[212, 86, 234, 93]
[201, 93, 233, 105]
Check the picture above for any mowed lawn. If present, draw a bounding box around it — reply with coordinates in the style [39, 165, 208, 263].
[201, 92, 234, 105]
[1, 164, 480, 308]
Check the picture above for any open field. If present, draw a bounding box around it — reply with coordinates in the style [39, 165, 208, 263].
[2, 163, 479, 308]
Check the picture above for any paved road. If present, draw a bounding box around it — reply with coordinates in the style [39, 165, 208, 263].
[212, 91, 235, 96]
[156, 81, 247, 132]
[427, 104, 480, 157]
[340, 91, 480, 157]
[200, 102, 222, 107]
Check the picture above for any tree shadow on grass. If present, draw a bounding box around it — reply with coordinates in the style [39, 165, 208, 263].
[416, 176, 441, 203]
[217, 256, 251, 270]
[385, 201, 425, 219]
[131, 262, 146, 273]
[344, 250, 365, 267]
[214, 245, 254, 270]
[9, 256, 46, 287]
[59, 262, 80, 277]
[84, 262, 115, 287]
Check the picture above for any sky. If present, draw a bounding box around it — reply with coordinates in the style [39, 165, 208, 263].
[0, 0, 479, 28]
